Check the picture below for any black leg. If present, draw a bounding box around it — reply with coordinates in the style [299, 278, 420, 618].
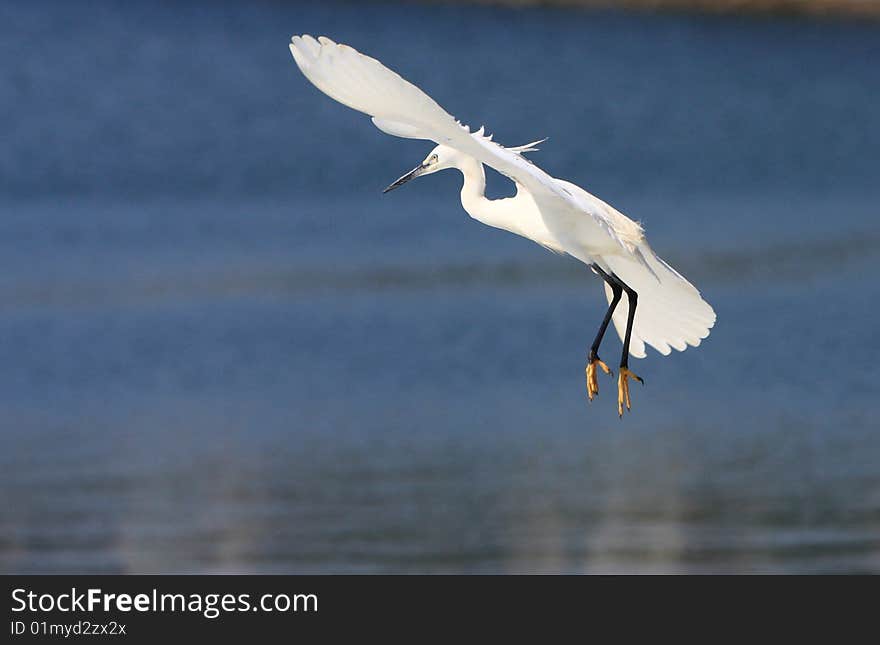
[616, 279, 643, 417]
[586, 264, 623, 401]
[589, 265, 622, 365]
[619, 283, 638, 370]
[590, 265, 644, 417]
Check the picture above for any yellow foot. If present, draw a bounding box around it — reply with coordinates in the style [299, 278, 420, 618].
[617, 367, 644, 417]
[585, 356, 612, 402]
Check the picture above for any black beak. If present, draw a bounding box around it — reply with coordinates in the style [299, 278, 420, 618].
[382, 164, 425, 194]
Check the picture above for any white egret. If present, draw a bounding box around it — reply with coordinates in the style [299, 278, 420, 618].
[289, 35, 716, 417]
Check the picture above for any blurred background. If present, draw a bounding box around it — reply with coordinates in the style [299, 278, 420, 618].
[1, 0, 878, 573]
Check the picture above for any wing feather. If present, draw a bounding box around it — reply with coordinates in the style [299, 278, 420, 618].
[602, 244, 716, 358]
[289, 35, 637, 256]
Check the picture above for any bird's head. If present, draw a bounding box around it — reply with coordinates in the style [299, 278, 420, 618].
[382, 145, 462, 193]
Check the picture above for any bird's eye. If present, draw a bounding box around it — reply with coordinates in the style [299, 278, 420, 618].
[427, 154, 438, 164]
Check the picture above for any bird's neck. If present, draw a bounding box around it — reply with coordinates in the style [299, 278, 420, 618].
[454, 155, 559, 252]
[457, 156, 507, 231]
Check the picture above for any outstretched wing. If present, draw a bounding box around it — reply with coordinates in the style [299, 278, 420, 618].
[289, 35, 640, 256]
[602, 245, 716, 358]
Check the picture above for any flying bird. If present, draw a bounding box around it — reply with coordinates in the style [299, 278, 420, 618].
[289, 35, 715, 417]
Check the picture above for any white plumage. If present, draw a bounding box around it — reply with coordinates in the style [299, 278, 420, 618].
[288, 35, 715, 409]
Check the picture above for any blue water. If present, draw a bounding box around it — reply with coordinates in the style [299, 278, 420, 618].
[1, 0, 879, 573]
